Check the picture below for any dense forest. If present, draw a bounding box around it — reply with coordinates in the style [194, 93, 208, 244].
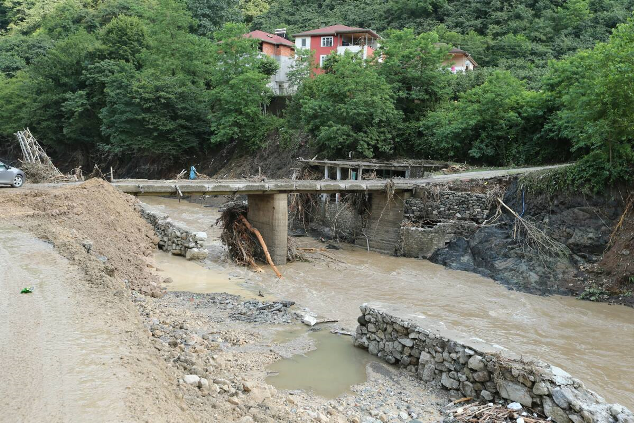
[0, 0, 633, 190]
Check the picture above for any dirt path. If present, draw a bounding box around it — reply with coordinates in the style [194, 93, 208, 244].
[0, 224, 192, 423]
[0, 226, 130, 421]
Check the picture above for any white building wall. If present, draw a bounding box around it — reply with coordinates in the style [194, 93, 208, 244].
[268, 54, 296, 95]
[295, 37, 310, 49]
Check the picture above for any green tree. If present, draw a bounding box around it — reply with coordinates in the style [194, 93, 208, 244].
[544, 18, 634, 183]
[240, 0, 270, 25]
[208, 23, 274, 150]
[376, 29, 451, 118]
[420, 71, 529, 165]
[294, 52, 402, 158]
[0, 71, 33, 134]
[185, 0, 242, 36]
[100, 67, 210, 155]
[100, 15, 148, 65]
[286, 47, 314, 91]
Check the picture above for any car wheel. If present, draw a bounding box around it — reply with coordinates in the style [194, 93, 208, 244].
[12, 174, 24, 188]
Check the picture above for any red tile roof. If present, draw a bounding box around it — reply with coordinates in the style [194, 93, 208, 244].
[244, 30, 295, 47]
[293, 25, 379, 39]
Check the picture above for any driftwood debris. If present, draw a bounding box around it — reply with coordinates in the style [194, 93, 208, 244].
[447, 402, 548, 423]
[492, 197, 570, 259]
[217, 204, 282, 278]
[15, 128, 83, 183]
[238, 215, 282, 278]
[16, 128, 58, 169]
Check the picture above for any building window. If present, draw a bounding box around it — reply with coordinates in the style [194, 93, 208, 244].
[301, 38, 307, 47]
[321, 36, 333, 47]
[319, 55, 327, 68]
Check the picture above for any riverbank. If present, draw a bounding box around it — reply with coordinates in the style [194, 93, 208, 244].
[0, 180, 446, 422]
[141, 193, 634, 410]
[2, 180, 633, 421]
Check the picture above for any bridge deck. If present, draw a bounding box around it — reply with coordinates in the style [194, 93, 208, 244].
[111, 165, 566, 196]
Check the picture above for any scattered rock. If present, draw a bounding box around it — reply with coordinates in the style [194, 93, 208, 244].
[302, 315, 317, 326]
[183, 375, 200, 385]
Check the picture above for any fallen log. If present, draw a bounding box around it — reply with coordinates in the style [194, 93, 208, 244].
[238, 215, 282, 279]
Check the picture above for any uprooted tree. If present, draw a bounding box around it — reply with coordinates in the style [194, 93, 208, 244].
[217, 203, 283, 278]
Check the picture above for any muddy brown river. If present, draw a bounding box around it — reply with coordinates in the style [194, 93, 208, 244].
[142, 196, 634, 409]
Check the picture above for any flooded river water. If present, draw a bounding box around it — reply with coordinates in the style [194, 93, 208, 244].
[141, 196, 634, 409]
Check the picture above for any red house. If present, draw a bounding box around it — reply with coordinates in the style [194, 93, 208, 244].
[293, 25, 380, 73]
[244, 29, 294, 58]
[244, 29, 296, 95]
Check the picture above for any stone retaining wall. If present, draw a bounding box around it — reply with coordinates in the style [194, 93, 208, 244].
[399, 222, 479, 258]
[354, 304, 633, 423]
[406, 191, 490, 223]
[139, 206, 208, 260]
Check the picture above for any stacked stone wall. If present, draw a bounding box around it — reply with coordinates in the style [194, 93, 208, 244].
[406, 191, 490, 223]
[399, 222, 479, 258]
[354, 304, 633, 423]
[139, 206, 208, 260]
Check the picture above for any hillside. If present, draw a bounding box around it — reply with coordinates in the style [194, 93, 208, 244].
[253, 0, 634, 84]
[0, 0, 632, 191]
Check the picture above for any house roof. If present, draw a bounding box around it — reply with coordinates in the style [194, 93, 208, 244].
[435, 44, 479, 67]
[449, 48, 478, 67]
[293, 25, 380, 39]
[244, 30, 295, 47]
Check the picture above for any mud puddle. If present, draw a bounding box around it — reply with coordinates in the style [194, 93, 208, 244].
[154, 250, 266, 299]
[267, 329, 381, 399]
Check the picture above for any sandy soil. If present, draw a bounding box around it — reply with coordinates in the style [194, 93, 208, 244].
[0, 224, 194, 422]
[0, 226, 128, 422]
[0, 181, 191, 421]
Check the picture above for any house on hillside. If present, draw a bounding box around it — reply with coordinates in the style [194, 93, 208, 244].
[444, 47, 478, 73]
[293, 25, 380, 73]
[244, 29, 296, 95]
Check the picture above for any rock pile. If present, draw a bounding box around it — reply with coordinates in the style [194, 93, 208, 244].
[139, 206, 208, 260]
[354, 304, 633, 423]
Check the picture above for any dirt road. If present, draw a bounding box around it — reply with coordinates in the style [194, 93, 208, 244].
[0, 224, 191, 423]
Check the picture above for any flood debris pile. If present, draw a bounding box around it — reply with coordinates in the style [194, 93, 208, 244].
[218, 203, 260, 268]
[445, 402, 549, 423]
[217, 204, 304, 275]
[355, 305, 634, 423]
[15, 128, 83, 183]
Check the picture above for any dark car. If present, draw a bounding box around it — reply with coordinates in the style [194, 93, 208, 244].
[0, 161, 25, 188]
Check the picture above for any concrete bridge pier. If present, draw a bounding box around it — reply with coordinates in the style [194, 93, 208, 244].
[247, 193, 288, 265]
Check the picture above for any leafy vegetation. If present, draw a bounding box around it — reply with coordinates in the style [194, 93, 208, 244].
[0, 0, 632, 189]
[291, 52, 401, 157]
[579, 285, 610, 301]
[254, 0, 634, 87]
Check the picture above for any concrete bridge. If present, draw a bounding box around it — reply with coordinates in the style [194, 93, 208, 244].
[112, 165, 564, 265]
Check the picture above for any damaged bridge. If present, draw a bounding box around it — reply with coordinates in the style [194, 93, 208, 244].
[112, 166, 564, 265]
